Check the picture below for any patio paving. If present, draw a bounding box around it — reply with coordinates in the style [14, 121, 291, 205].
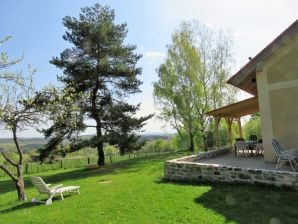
[198, 152, 293, 172]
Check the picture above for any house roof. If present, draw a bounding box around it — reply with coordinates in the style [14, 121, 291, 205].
[205, 97, 259, 119]
[227, 20, 298, 95]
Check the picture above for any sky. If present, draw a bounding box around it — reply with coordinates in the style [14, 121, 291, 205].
[0, 0, 297, 138]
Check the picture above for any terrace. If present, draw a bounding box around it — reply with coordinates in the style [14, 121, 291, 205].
[164, 148, 298, 189]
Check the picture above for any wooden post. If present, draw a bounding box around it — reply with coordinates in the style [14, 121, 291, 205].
[236, 117, 243, 139]
[225, 117, 233, 146]
[25, 163, 29, 174]
[215, 117, 221, 147]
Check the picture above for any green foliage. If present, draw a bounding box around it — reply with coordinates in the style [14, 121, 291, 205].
[154, 21, 237, 151]
[104, 145, 119, 155]
[206, 118, 241, 147]
[244, 114, 262, 139]
[142, 139, 174, 153]
[170, 133, 196, 151]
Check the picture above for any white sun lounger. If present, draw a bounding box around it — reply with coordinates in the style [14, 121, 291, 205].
[30, 176, 80, 205]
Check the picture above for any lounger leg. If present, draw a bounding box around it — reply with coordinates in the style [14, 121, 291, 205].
[46, 193, 56, 205]
[275, 158, 282, 169]
[289, 160, 295, 172]
[32, 193, 41, 203]
[60, 191, 64, 200]
[46, 199, 53, 205]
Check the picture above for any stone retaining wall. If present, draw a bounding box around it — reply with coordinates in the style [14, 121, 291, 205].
[164, 148, 298, 189]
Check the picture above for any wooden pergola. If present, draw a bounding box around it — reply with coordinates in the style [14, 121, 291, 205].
[206, 97, 259, 145]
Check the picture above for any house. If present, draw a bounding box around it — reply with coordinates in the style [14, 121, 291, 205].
[206, 20, 298, 163]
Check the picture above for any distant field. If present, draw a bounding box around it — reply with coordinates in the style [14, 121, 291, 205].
[0, 138, 47, 152]
[0, 134, 175, 152]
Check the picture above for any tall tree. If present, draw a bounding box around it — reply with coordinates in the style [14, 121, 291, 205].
[154, 21, 237, 151]
[42, 4, 152, 165]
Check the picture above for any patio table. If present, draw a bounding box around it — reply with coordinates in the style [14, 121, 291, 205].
[245, 140, 257, 156]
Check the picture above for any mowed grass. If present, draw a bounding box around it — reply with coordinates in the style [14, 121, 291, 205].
[1, 153, 298, 224]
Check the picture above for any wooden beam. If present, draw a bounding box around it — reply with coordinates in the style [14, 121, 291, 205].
[225, 117, 233, 146]
[215, 117, 221, 147]
[236, 118, 243, 139]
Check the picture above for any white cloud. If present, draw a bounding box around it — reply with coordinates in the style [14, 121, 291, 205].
[142, 51, 166, 65]
[143, 51, 166, 59]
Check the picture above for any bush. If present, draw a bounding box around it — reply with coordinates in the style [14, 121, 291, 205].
[142, 138, 174, 153]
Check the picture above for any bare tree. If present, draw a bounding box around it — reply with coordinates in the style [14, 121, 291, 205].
[0, 37, 41, 201]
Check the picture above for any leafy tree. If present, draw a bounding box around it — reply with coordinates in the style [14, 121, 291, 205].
[243, 113, 261, 139]
[0, 37, 41, 201]
[41, 4, 153, 165]
[154, 21, 237, 151]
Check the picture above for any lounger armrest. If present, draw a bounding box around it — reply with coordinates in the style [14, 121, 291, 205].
[46, 184, 52, 187]
[281, 149, 298, 157]
[286, 148, 298, 154]
[51, 184, 63, 190]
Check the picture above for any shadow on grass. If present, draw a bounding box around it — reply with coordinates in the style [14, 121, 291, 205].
[159, 179, 298, 224]
[0, 194, 74, 214]
[0, 201, 42, 214]
[0, 153, 181, 214]
[0, 153, 176, 194]
[195, 185, 298, 224]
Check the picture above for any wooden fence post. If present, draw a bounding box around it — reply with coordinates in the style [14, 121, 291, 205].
[25, 163, 29, 174]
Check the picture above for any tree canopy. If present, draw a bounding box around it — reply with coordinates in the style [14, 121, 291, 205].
[154, 21, 237, 151]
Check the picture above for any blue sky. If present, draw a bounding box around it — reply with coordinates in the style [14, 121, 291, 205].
[0, 0, 297, 137]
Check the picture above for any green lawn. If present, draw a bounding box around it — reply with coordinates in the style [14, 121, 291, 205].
[0, 153, 298, 224]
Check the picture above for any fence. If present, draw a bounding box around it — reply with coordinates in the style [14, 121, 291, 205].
[0, 151, 174, 178]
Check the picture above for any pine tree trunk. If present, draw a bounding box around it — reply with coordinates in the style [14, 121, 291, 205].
[96, 123, 105, 166]
[97, 145, 105, 166]
[189, 134, 194, 152]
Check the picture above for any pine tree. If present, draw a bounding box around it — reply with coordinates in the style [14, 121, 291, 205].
[42, 4, 153, 165]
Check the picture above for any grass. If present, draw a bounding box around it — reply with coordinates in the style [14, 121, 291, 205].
[0, 153, 298, 224]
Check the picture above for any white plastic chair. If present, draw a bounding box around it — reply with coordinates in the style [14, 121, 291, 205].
[31, 176, 80, 205]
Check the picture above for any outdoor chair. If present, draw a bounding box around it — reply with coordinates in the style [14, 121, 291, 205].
[235, 137, 245, 141]
[235, 141, 248, 157]
[249, 135, 258, 141]
[254, 139, 264, 156]
[272, 139, 298, 171]
[30, 176, 80, 205]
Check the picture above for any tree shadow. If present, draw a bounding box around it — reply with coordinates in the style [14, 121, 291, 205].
[0, 153, 173, 195]
[0, 153, 178, 213]
[0, 201, 42, 214]
[193, 184, 298, 224]
[0, 194, 74, 214]
[0, 161, 132, 194]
